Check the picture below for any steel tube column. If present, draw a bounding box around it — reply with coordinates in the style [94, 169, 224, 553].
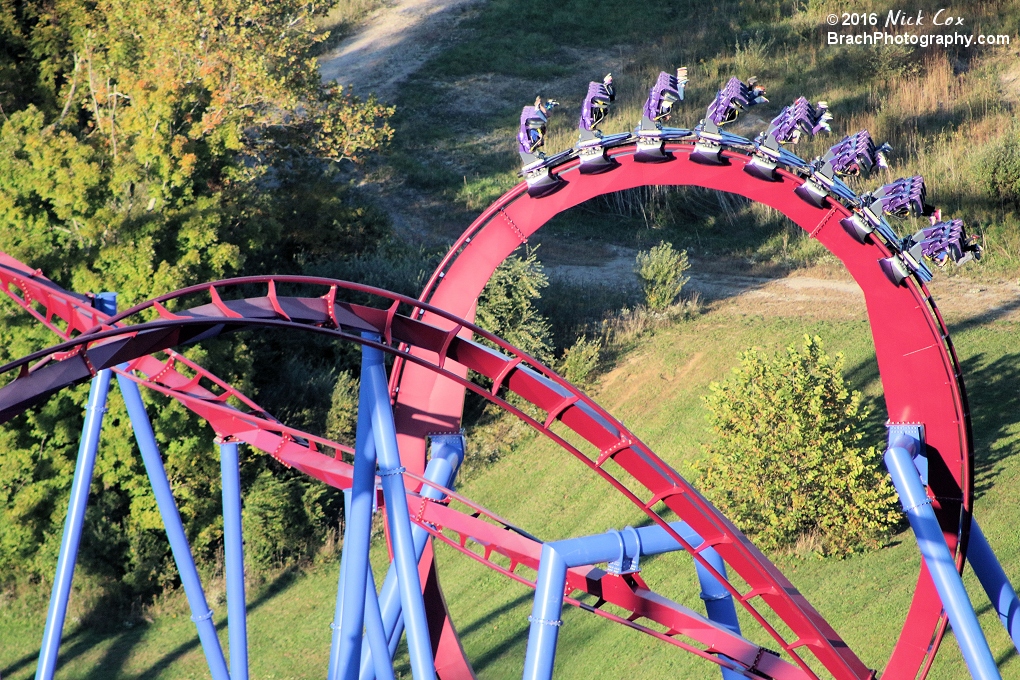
[523, 521, 709, 680]
[333, 365, 382, 680]
[35, 292, 118, 680]
[885, 444, 1000, 680]
[362, 341, 436, 680]
[219, 440, 248, 680]
[364, 566, 397, 680]
[969, 520, 1020, 652]
[329, 489, 354, 680]
[360, 439, 465, 680]
[523, 544, 569, 680]
[118, 372, 229, 680]
[674, 524, 741, 680]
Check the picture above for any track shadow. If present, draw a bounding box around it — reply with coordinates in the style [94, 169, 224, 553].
[1, 628, 86, 679]
[954, 350, 1020, 497]
[4, 567, 302, 680]
[454, 591, 533, 639]
[945, 297, 1020, 336]
[105, 567, 302, 680]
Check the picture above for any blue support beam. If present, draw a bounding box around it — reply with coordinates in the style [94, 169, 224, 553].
[363, 563, 397, 680]
[885, 433, 1000, 680]
[675, 524, 741, 680]
[118, 371, 229, 680]
[361, 340, 436, 680]
[522, 520, 730, 680]
[219, 440, 248, 680]
[36, 294, 117, 680]
[329, 489, 354, 680]
[968, 520, 1020, 653]
[333, 370, 382, 680]
[359, 435, 465, 680]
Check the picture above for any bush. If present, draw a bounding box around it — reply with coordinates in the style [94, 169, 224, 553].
[325, 370, 359, 445]
[243, 471, 313, 570]
[635, 242, 691, 311]
[698, 335, 899, 557]
[475, 247, 554, 364]
[982, 125, 1020, 210]
[558, 336, 602, 386]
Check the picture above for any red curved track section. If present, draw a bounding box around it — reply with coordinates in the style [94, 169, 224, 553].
[0, 270, 816, 679]
[390, 145, 973, 678]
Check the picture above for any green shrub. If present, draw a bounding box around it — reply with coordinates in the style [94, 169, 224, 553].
[634, 242, 690, 311]
[698, 335, 899, 557]
[558, 336, 602, 386]
[983, 125, 1020, 210]
[243, 471, 313, 570]
[325, 370, 360, 445]
[475, 247, 554, 364]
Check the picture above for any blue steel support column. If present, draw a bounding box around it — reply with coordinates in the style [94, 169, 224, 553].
[361, 341, 436, 680]
[219, 439, 248, 680]
[359, 437, 464, 680]
[675, 524, 741, 680]
[885, 444, 1001, 680]
[522, 544, 569, 680]
[329, 488, 354, 680]
[35, 293, 117, 680]
[523, 521, 767, 680]
[969, 519, 1020, 652]
[363, 565, 397, 680]
[117, 371, 229, 680]
[334, 359, 382, 680]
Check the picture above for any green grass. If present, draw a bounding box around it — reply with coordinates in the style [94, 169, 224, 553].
[383, 0, 1020, 275]
[5, 306, 1019, 678]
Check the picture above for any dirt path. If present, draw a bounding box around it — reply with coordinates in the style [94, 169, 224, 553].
[319, 0, 478, 99]
[543, 245, 1020, 325]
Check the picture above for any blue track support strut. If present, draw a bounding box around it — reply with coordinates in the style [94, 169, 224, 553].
[523, 520, 738, 680]
[359, 435, 465, 680]
[329, 488, 354, 680]
[969, 519, 1020, 653]
[35, 293, 117, 680]
[361, 339, 437, 680]
[364, 563, 397, 680]
[219, 439, 248, 680]
[334, 364, 382, 680]
[117, 371, 229, 680]
[885, 434, 1001, 680]
[676, 524, 742, 680]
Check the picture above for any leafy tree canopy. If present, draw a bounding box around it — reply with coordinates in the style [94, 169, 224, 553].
[0, 0, 393, 300]
[0, 0, 393, 600]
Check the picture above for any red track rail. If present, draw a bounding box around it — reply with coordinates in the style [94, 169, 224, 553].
[0, 265, 806, 679]
[389, 144, 973, 679]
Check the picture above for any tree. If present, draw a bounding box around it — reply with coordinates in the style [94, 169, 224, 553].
[475, 247, 554, 364]
[634, 241, 690, 311]
[698, 335, 899, 557]
[0, 0, 394, 599]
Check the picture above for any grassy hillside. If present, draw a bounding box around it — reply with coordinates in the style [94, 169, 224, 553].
[4, 302, 1018, 678]
[384, 0, 1020, 275]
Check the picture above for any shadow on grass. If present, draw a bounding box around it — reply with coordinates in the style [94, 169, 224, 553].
[840, 299, 1020, 496]
[3, 567, 301, 680]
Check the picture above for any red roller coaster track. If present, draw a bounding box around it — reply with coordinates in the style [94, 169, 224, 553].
[0, 137, 973, 679]
[388, 144, 973, 679]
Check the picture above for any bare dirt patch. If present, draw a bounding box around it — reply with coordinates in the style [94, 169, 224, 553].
[319, 0, 479, 98]
[545, 246, 1020, 325]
